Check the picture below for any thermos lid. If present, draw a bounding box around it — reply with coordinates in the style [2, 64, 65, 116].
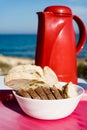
[44, 6, 72, 15]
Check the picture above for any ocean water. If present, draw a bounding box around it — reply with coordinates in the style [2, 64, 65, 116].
[0, 34, 36, 59]
[0, 34, 87, 59]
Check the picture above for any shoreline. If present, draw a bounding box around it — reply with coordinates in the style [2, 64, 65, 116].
[0, 55, 87, 79]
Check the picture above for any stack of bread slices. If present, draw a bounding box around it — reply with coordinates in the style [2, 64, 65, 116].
[4, 65, 77, 100]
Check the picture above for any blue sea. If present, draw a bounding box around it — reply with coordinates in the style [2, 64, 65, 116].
[0, 34, 36, 59]
[0, 34, 87, 59]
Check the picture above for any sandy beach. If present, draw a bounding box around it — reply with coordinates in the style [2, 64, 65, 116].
[0, 55, 34, 75]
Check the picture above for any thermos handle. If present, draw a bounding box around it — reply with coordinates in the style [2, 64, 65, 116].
[73, 15, 86, 54]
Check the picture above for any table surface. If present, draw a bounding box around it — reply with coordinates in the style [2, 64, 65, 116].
[0, 76, 87, 130]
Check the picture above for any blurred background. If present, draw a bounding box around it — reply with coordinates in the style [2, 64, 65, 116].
[0, 0, 87, 78]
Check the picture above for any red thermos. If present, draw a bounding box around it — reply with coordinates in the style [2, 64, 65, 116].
[35, 6, 86, 84]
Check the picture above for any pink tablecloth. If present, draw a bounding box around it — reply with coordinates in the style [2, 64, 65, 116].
[0, 77, 87, 130]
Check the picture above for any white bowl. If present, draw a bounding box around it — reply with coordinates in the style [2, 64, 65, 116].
[13, 82, 84, 120]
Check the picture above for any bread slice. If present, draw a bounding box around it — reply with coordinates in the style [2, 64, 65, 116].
[27, 88, 41, 99]
[16, 89, 31, 98]
[35, 86, 48, 100]
[66, 82, 78, 98]
[4, 72, 44, 89]
[4, 65, 58, 90]
[54, 82, 78, 98]
[50, 86, 63, 99]
[42, 87, 55, 100]
[8, 64, 43, 76]
[43, 66, 58, 86]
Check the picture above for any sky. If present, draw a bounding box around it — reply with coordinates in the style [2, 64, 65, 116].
[0, 0, 87, 34]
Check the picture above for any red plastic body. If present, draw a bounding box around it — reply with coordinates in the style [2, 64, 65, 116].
[35, 6, 86, 84]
